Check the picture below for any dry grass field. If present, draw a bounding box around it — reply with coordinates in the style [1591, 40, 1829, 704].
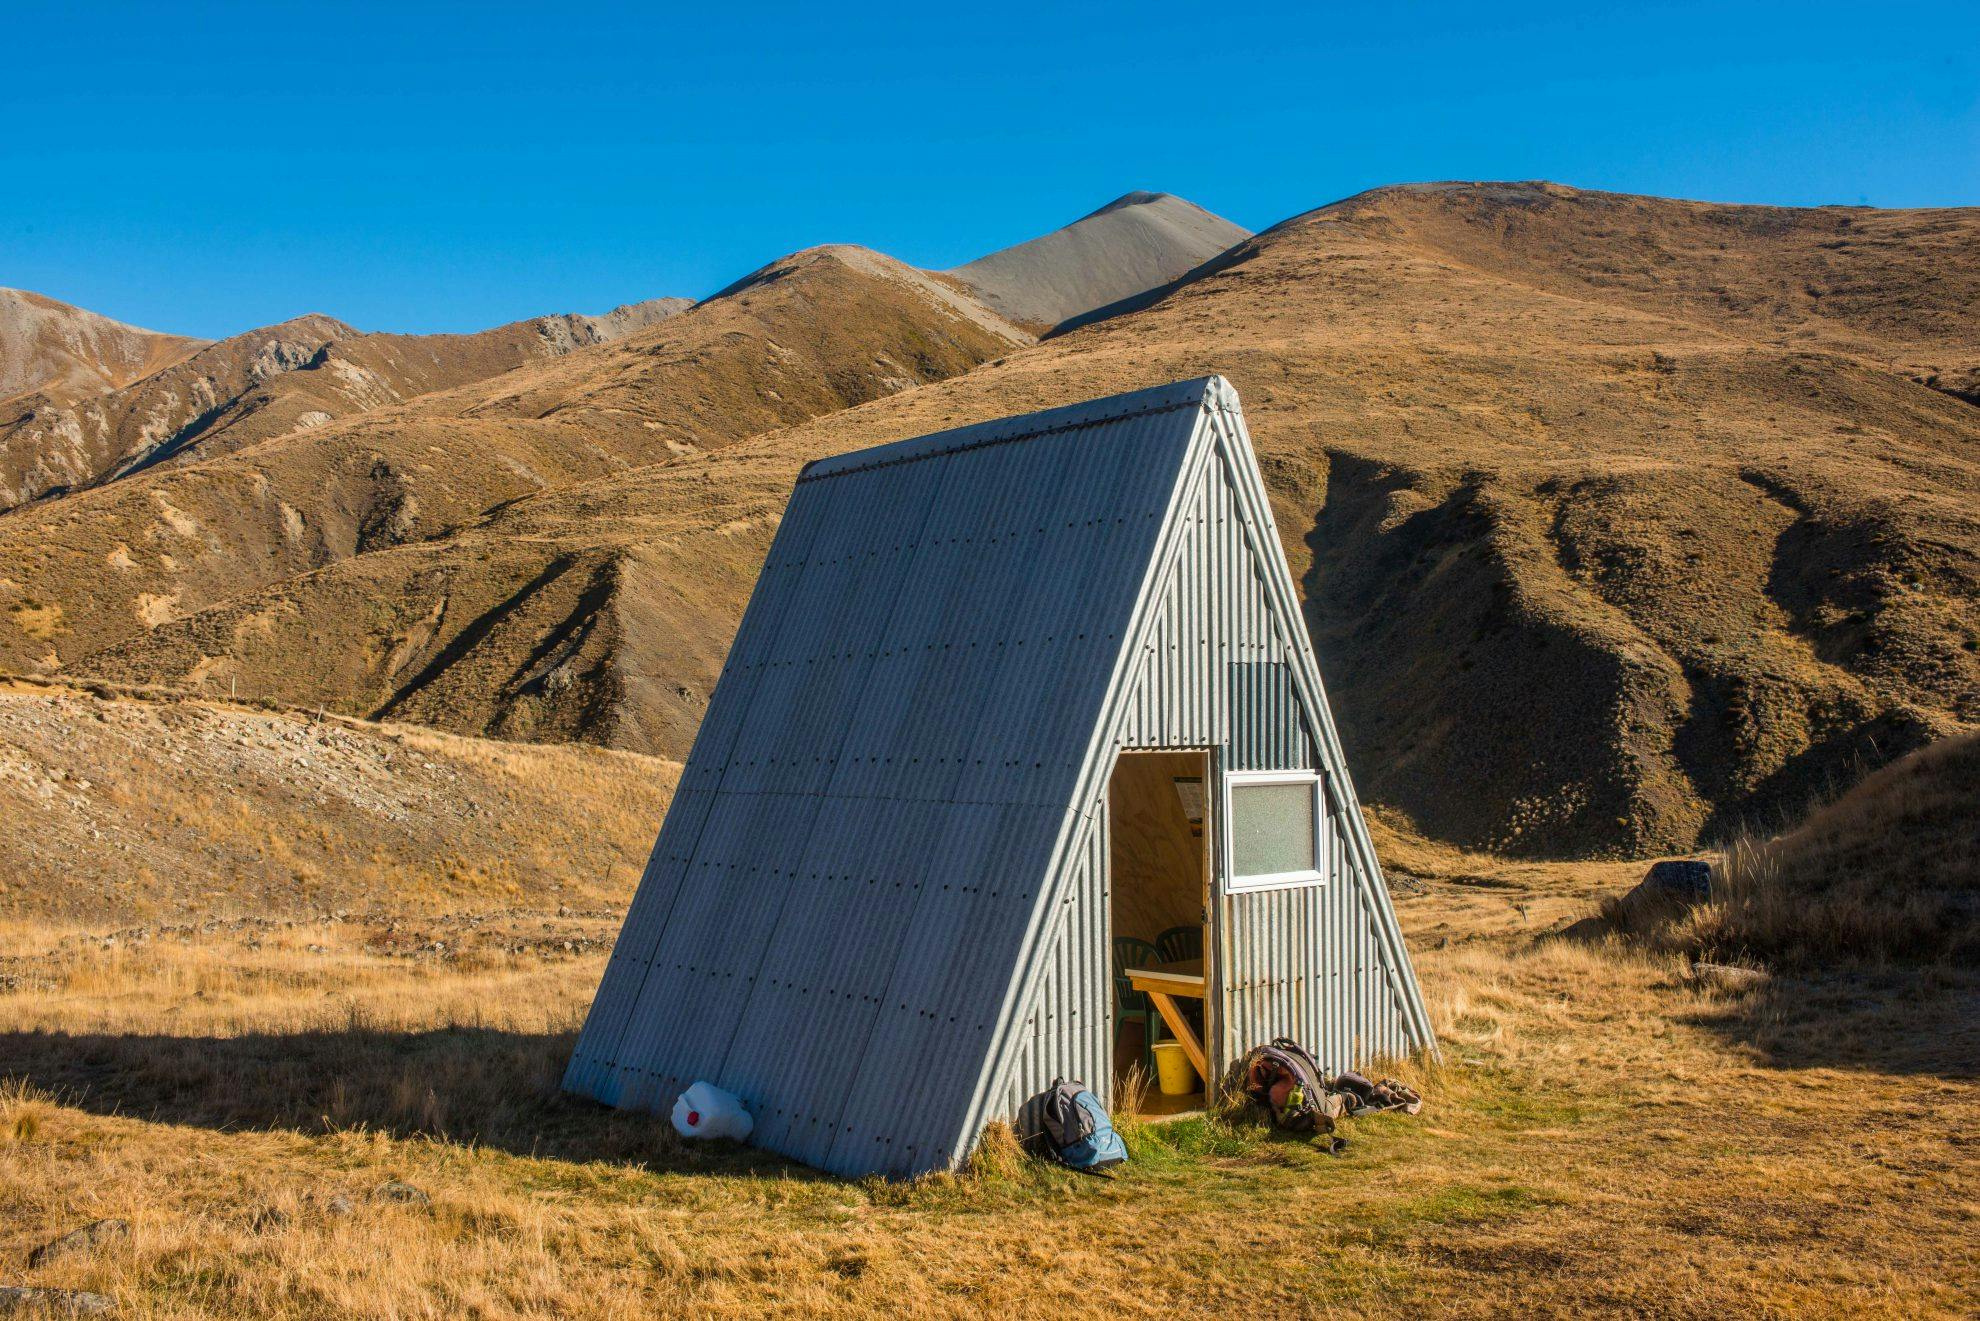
[3, 791, 1973, 1316]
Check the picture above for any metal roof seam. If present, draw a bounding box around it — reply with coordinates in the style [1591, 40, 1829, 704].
[958, 417, 1220, 1151]
[573, 478, 841, 1090]
[704, 453, 968, 1098]
[798, 392, 1212, 485]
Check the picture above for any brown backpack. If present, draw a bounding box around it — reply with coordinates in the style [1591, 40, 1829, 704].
[1241, 1039, 1347, 1132]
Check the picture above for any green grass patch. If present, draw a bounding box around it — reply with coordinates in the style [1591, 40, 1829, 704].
[1387, 1181, 1542, 1227]
[1120, 1113, 1257, 1164]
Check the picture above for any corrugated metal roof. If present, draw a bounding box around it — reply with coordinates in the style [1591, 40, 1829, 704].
[568, 378, 1220, 1176]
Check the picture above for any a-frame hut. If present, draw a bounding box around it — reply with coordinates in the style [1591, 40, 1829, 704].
[565, 377, 1435, 1177]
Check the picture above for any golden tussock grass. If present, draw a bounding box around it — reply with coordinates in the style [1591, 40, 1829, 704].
[3, 847, 1976, 1317]
[1, 703, 1973, 1314]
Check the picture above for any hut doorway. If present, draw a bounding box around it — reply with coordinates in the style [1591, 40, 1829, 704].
[1107, 749, 1214, 1117]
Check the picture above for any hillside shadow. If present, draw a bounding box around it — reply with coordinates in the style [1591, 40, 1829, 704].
[1677, 697, 1934, 848]
[1672, 966, 1980, 1079]
[1551, 917, 1980, 1078]
[372, 554, 581, 722]
[0, 1023, 821, 1180]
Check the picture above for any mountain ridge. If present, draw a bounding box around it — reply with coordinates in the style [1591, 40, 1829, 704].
[0, 244, 1025, 675]
[4, 182, 1973, 858]
[0, 299, 692, 511]
[0, 287, 208, 408]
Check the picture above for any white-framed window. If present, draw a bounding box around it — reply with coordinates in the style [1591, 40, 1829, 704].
[1223, 769, 1329, 892]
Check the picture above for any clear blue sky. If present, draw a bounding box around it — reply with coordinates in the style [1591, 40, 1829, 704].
[5, 1, 1974, 339]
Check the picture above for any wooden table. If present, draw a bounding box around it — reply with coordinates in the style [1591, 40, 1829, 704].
[1125, 958, 1207, 1082]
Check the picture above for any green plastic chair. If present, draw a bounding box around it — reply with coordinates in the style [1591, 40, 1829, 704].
[1112, 935, 1163, 1085]
[1153, 924, 1202, 965]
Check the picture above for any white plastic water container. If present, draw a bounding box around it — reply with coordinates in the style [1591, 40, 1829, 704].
[671, 1081, 754, 1141]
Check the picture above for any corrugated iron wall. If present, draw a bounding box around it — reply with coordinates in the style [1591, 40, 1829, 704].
[992, 415, 1417, 1115]
[1195, 405, 1435, 1068]
[1219, 811, 1413, 1071]
[1115, 449, 1315, 771]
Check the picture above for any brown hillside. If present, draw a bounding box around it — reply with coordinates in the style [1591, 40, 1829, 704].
[0, 314, 354, 510]
[0, 299, 690, 511]
[0, 247, 1024, 669]
[1326, 182, 1980, 400]
[99, 297, 695, 476]
[0, 678, 676, 923]
[0, 287, 206, 409]
[70, 183, 1978, 859]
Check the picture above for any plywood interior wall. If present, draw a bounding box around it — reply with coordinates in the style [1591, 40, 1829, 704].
[1108, 750, 1207, 945]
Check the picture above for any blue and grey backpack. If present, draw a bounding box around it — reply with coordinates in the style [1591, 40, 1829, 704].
[1027, 1079, 1127, 1173]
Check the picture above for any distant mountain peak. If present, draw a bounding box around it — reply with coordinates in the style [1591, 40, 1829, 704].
[947, 191, 1250, 331]
[1081, 189, 1174, 217]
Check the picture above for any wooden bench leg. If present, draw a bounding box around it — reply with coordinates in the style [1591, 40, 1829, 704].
[1147, 991, 1207, 1082]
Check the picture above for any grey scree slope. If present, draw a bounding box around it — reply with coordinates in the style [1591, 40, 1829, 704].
[565, 377, 1435, 1178]
[945, 192, 1251, 330]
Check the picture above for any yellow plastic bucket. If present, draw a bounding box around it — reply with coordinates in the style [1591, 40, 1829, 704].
[1152, 1041, 1199, 1096]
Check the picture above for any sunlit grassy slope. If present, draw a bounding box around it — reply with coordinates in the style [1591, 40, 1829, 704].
[1616, 730, 1979, 964]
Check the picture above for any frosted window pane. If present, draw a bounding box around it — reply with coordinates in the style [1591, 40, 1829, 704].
[1231, 782, 1315, 878]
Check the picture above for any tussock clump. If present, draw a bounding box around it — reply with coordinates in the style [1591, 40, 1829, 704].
[1619, 732, 1978, 965]
[959, 1121, 1034, 1183]
[0, 1077, 53, 1146]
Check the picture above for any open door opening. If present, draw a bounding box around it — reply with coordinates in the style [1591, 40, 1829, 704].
[1107, 749, 1213, 1118]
